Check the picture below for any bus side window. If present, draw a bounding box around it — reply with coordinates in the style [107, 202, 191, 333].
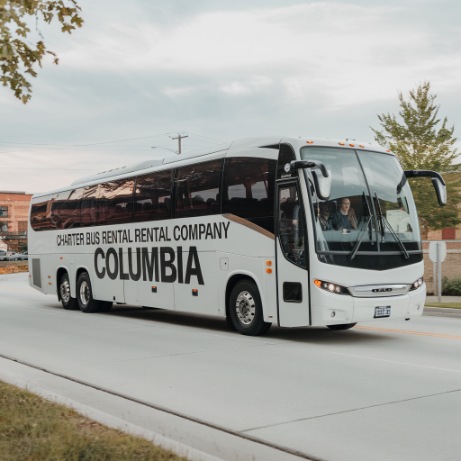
[30, 194, 55, 231]
[223, 157, 276, 233]
[174, 160, 222, 218]
[134, 170, 172, 222]
[97, 179, 134, 226]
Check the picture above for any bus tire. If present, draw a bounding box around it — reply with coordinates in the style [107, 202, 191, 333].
[327, 323, 357, 330]
[76, 272, 101, 313]
[59, 273, 78, 310]
[229, 280, 271, 336]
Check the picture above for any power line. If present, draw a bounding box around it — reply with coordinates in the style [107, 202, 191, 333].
[0, 131, 228, 153]
[169, 133, 188, 154]
[0, 133, 171, 148]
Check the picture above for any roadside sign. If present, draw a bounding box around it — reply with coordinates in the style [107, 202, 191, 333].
[429, 241, 447, 263]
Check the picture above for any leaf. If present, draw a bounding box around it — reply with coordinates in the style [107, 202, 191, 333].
[371, 82, 461, 230]
[1, 0, 84, 103]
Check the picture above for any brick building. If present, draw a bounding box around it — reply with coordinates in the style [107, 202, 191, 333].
[0, 191, 32, 253]
[423, 171, 461, 293]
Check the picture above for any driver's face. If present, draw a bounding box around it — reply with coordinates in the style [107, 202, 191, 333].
[341, 199, 350, 213]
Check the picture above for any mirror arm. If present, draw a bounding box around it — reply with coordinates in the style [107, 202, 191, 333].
[290, 160, 329, 178]
[404, 169, 447, 206]
[404, 170, 445, 185]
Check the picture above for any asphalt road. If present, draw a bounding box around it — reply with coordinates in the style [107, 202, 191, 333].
[1, 273, 460, 461]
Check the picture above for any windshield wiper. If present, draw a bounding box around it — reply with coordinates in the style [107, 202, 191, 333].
[374, 193, 409, 259]
[349, 220, 371, 260]
[349, 193, 375, 260]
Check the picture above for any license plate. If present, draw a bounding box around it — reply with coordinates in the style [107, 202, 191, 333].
[374, 306, 391, 318]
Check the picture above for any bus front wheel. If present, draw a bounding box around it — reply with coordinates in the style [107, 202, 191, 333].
[229, 280, 271, 336]
[59, 273, 78, 310]
[76, 272, 101, 313]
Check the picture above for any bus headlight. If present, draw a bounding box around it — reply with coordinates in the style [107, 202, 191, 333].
[410, 277, 424, 291]
[314, 279, 349, 295]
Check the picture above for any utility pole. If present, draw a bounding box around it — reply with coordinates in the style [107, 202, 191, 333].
[170, 133, 188, 154]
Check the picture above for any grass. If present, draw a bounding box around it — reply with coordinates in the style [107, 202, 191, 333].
[0, 264, 458, 460]
[1, 264, 188, 460]
[424, 302, 461, 309]
[0, 381, 188, 461]
[0, 264, 28, 275]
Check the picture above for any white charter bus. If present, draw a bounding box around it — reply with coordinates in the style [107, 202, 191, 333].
[28, 137, 446, 335]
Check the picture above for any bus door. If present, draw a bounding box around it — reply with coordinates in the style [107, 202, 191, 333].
[276, 181, 310, 327]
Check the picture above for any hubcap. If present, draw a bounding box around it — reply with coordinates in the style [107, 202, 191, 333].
[79, 281, 90, 306]
[235, 291, 256, 325]
[60, 279, 70, 303]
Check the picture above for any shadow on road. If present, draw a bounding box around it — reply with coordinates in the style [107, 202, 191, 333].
[93, 304, 395, 346]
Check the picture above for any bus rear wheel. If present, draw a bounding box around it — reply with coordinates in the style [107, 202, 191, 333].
[76, 272, 101, 313]
[59, 273, 78, 310]
[327, 323, 357, 330]
[229, 280, 271, 336]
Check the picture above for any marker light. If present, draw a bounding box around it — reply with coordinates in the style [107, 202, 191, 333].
[409, 277, 424, 291]
[314, 279, 349, 295]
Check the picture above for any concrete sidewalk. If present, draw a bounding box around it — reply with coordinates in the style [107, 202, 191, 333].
[425, 295, 461, 304]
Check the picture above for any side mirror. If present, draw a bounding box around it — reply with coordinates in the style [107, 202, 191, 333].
[290, 160, 331, 200]
[404, 170, 447, 206]
[431, 177, 447, 206]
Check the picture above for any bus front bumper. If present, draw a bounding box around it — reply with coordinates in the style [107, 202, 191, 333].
[312, 284, 426, 326]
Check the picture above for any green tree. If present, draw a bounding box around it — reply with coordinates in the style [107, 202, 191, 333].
[0, 0, 83, 103]
[371, 82, 461, 233]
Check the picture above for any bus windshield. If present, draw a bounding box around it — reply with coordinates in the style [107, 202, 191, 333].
[300, 146, 422, 270]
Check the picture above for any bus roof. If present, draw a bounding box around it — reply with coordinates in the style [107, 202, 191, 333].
[32, 136, 391, 198]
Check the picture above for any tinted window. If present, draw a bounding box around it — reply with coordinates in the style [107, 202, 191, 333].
[79, 185, 99, 227]
[174, 160, 222, 218]
[222, 157, 276, 232]
[30, 195, 54, 231]
[98, 179, 134, 225]
[134, 170, 172, 222]
[50, 190, 82, 229]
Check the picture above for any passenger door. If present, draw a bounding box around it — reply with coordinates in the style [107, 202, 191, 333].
[276, 181, 311, 327]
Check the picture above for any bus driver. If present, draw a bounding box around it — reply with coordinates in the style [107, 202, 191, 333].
[330, 198, 357, 230]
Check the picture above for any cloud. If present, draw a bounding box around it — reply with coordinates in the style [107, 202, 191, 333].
[60, 1, 460, 113]
[1, 0, 461, 193]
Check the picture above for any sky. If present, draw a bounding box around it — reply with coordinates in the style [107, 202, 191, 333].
[1, 0, 460, 194]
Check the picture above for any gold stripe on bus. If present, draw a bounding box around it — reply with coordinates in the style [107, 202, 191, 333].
[223, 214, 275, 240]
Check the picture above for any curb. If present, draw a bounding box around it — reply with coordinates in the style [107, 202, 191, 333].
[423, 307, 461, 318]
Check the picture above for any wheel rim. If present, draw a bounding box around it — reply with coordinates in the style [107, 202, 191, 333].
[60, 278, 71, 304]
[79, 280, 90, 307]
[235, 291, 256, 325]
